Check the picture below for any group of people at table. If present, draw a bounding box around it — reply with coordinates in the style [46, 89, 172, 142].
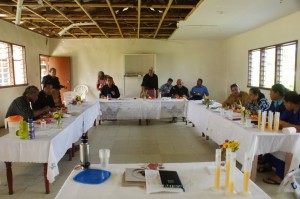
[97, 67, 300, 185]
[4, 67, 300, 186]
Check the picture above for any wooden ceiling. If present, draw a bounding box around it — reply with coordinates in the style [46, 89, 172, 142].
[0, 0, 204, 39]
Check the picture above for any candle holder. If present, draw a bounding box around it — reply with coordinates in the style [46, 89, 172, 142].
[241, 153, 252, 195]
[273, 112, 280, 132]
[213, 149, 221, 190]
[268, 111, 273, 131]
[226, 152, 237, 195]
[257, 110, 261, 129]
[225, 148, 231, 189]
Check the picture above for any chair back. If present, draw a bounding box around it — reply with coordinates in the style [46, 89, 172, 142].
[63, 91, 78, 105]
[74, 85, 89, 100]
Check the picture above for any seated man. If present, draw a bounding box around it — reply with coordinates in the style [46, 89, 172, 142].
[222, 83, 250, 108]
[189, 78, 209, 100]
[170, 79, 189, 99]
[33, 83, 56, 111]
[100, 77, 120, 99]
[159, 78, 173, 97]
[6, 85, 51, 120]
[169, 79, 189, 123]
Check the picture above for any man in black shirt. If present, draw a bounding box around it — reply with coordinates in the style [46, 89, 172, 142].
[170, 79, 189, 99]
[33, 83, 56, 111]
[141, 67, 158, 98]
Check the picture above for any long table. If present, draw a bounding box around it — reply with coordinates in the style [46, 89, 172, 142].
[56, 162, 271, 199]
[187, 101, 300, 180]
[0, 101, 100, 194]
[99, 98, 188, 120]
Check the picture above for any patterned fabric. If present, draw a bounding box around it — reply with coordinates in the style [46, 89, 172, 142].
[6, 96, 34, 120]
[223, 91, 250, 107]
[246, 98, 270, 114]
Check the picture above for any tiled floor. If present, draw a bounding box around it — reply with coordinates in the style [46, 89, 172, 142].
[0, 119, 294, 198]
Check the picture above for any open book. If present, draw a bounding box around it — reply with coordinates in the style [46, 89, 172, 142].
[145, 170, 185, 194]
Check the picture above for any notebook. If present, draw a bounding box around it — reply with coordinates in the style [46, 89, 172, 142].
[159, 170, 185, 192]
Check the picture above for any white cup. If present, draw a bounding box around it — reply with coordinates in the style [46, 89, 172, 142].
[99, 149, 110, 169]
[40, 120, 47, 130]
[245, 118, 252, 127]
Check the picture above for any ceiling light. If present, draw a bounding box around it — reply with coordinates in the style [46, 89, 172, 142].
[115, 10, 119, 14]
[58, 22, 96, 36]
[158, 10, 163, 13]
[0, 14, 8, 17]
[13, 20, 24, 24]
[29, 27, 36, 30]
[150, 7, 155, 11]
[122, 7, 129, 12]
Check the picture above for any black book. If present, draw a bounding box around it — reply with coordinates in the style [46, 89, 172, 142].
[159, 170, 185, 192]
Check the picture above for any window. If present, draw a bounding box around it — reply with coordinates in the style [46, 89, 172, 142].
[248, 41, 297, 90]
[0, 41, 27, 87]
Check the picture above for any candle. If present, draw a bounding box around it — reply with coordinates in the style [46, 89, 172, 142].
[257, 110, 261, 129]
[260, 111, 266, 131]
[228, 152, 236, 194]
[243, 153, 251, 194]
[225, 148, 231, 189]
[214, 149, 221, 190]
[273, 112, 280, 132]
[268, 111, 273, 131]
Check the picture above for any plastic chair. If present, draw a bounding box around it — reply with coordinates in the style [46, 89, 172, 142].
[74, 85, 89, 100]
[63, 91, 78, 104]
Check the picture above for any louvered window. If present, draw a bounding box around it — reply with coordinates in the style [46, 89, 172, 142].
[248, 41, 297, 90]
[0, 41, 27, 88]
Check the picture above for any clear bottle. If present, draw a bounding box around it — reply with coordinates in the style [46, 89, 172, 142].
[28, 118, 35, 140]
[80, 134, 90, 169]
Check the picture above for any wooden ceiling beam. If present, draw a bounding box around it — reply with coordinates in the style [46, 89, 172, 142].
[105, 0, 123, 38]
[154, 0, 173, 38]
[73, 0, 107, 38]
[42, 0, 92, 38]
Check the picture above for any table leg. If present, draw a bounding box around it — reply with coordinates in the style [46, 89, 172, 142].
[202, 132, 205, 137]
[98, 120, 101, 125]
[68, 148, 72, 161]
[206, 135, 209, 140]
[146, 119, 149, 125]
[43, 163, 50, 194]
[284, 153, 293, 176]
[250, 155, 258, 181]
[139, 119, 141, 125]
[5, 162, 13, 195]
[93, 119, 96, 126]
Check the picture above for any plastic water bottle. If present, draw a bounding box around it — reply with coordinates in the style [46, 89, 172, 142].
[28, 118, 35, 140]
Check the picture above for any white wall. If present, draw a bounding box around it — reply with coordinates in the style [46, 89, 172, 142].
[49, 39, 226, 101]
[0, 20, 50, 126]
[223, 11, 300, 99]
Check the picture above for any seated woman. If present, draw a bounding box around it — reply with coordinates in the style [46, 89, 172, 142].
[262, 91, 300, 185]
[268, 83, 287, 114]
[246, 87, 270, 114]
[100, 77, 120, 99]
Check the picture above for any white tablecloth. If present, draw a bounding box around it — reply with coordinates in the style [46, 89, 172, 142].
[99, 98, 188, 120]
[0, 101, 100, 183]
[187, 101, 300, 171]
[56, 162, 270, 199]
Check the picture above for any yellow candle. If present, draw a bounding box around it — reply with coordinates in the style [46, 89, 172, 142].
[229, 181, 234, 193]
[243, 171, 250, 193]
[225, 161, 230, 188]
[214, 165, 221, 189]
[274, 121, 279, 132]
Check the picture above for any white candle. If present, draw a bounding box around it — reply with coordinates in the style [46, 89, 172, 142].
[274, 112, 280, 132]
[214, 149, 221, 190]
[268, 111, 273, 131]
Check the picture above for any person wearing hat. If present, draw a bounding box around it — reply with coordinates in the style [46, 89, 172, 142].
[159, 78, 173, 97]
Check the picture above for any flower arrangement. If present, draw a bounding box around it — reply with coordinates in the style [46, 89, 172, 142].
[71, 95, 82, 105]
[53, 109, 63, 128]
[240, 106, 250, 123]
[220, 139, 240, 155]
[204, 94, 209, 108]
[140, 90, 149, 99]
